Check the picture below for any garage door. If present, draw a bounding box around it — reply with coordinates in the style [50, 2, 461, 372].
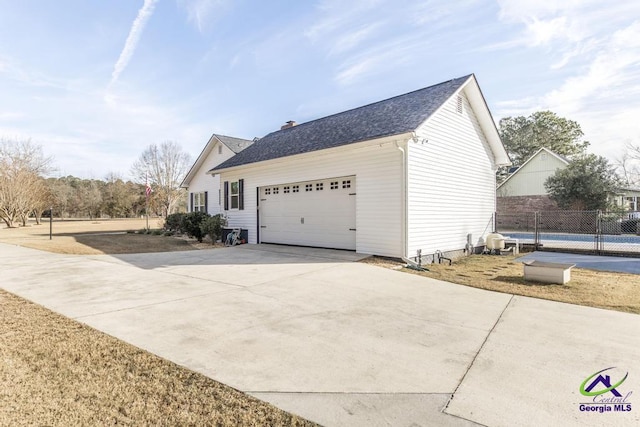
[259, 176, 356, 250]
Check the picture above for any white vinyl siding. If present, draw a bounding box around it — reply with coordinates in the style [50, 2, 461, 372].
[187, 142, 235, 215]
[219, 139, 406, 257]
[407, 90, 496, 256]
[497, 151, 568, 197]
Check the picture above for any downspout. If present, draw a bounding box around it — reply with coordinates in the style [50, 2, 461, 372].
[396, 139, 409, 261]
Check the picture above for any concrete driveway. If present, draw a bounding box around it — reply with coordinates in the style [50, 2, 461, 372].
[1, 243, 639, 426]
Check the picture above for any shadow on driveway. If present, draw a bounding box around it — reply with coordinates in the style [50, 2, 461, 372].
[93, 244, 369, 270]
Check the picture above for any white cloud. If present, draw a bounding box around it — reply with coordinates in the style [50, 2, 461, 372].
[0, 112, 25, 121]
[411, 0, 480, 26]
[305, 0, 451, 86]
[0, 55, 70, 90]
[497, 0, 582, 23]
[328, 22, 381, 55]
[523, 16, 570, 46]
[333, 33, 422, 86]
[539, 21, 640, 112]
[178, 0, 229, 33]
[496, 18, 640, 162]
[109, 0, 159, 87]
[304, 0, 383, 42]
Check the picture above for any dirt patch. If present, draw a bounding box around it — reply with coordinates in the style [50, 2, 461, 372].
[0, 289, 316, 426]
[361, 255, 640, 315]
[0, 219, 217, 254]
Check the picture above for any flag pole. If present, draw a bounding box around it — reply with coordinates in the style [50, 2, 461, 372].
[145, 171, 150, 230]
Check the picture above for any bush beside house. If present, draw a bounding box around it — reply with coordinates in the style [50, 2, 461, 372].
[164, 212, 226, 244]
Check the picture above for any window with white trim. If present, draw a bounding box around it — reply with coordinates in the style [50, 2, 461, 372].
[230, 181, 239, 209]
[193, 192, 206, 212]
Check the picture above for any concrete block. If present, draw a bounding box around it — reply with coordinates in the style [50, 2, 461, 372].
[523, 260, 575, 284]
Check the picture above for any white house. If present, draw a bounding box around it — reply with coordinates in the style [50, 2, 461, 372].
[181, 134, 254, 215]
[497, 147, 568, 213]
[196, 74, 510, 260]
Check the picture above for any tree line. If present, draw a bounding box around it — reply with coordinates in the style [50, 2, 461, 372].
[0, 138, 191, 228]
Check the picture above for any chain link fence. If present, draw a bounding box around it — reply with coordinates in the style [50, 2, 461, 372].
[495, 210, 640, 256]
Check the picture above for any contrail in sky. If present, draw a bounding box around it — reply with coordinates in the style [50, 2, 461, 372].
[110, 0, 159, 86]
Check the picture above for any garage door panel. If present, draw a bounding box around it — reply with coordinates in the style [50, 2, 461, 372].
[259, 176, 356, 250]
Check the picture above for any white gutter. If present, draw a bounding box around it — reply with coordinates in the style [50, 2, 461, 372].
[395, 138, 409, 260]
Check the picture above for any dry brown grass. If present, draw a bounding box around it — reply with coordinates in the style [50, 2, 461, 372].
[0, 289, 316, 427]
[362, 255, 640, 315]
[0, 219, 210, 254]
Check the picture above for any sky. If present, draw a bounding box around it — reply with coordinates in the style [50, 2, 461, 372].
[1, 0, 639, 180]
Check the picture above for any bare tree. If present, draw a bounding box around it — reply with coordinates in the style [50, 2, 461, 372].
[131, 141, 191, 217]
[31, 178, 55, 225]
[0, 138, 53, 227]
[617, 143, 640, 187]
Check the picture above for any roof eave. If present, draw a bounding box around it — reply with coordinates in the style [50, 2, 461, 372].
[209, 131, 415, 175]
[462, 75, 511, 167]
[181, 134, 222, 187]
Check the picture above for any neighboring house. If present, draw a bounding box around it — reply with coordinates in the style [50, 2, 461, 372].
[202, 74, 510, 259]
[611, 187, 640, 214]
[181, 134, 254, 215]
[497, 147, 568, 213]
[497, 148, 640, 214]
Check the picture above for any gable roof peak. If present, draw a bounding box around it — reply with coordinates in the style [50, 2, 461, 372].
[212, 75, 474, 172]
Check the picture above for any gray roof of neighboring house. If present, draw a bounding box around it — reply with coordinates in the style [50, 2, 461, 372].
[211, 75, 472, 171]
[215, 134, 254, 153]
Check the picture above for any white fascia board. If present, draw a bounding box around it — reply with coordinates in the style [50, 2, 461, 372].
[181, 134, 221, 187]
[462, 76, 511, 167]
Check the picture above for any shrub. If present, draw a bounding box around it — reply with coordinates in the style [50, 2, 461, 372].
[164, 213, 186, 232]
[151, 229, 163, 235]
[200, 214, 227, 244]
[181, 211, 210, 242]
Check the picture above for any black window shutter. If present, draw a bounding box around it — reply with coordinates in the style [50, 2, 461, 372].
[239, 179, 244, 210]
[190, 192, 194, 212]
[204, 191, 208, 213]
[223, 181, 229, 211]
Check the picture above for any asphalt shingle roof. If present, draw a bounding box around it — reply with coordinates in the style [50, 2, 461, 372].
[215, 134, 254, 153]
[212, 75, 471, 171]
